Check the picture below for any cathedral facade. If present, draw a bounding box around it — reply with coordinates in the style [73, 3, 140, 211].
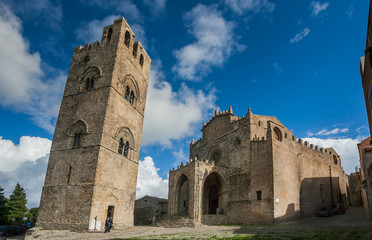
[168, 107, 349, 224]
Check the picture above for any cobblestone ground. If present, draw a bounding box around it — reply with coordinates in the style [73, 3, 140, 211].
[22, 207, 372, 240]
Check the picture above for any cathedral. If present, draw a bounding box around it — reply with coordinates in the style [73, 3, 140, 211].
[168, 107, 349, 224]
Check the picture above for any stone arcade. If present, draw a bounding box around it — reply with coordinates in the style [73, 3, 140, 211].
[168, 107, 349, 224]
[37, 18, 151, 230]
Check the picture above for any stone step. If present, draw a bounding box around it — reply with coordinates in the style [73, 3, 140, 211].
[154, 216, 199, 228]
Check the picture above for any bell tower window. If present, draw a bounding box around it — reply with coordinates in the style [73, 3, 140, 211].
[124, 30, 131, 47]
[107, 28, 113, 42]
[139, 54, 144, 67]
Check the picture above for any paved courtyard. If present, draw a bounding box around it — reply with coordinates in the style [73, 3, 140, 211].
[19, 207, 372, 240]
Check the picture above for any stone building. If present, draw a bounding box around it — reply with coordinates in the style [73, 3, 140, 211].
[37, 18, 151, 230]
[358, 137, 372, 219]
[349, 172, 362, 206]
[168, 107, 349, 224]
[134, 195, 168, 225]
[359, 0, 372, 220]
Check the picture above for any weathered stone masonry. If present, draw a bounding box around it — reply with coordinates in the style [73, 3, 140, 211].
[37, 18, 151, 230]
[168, 107, 349, 224]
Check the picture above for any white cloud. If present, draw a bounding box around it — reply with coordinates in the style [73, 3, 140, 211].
[130, 23, 147, 49]
[224, 0, 274, 15]
[142, 62, 216, 147]
[0, 136, 51, 207]
[0, 136, 51, 172]
[310, 1, 329, 17]
[0, 3, 66, 132]
[290, 28, 311, 43]
[302, 137, 362, 174]
[172, 4, 245, 81]
[75, 15, 120, 44]
[315, 128, 349, 136]
[136, 156, 168, 199]
[76, 16, 148, 49]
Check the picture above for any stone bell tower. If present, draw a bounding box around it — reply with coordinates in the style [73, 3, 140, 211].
[37, 17, 151, 230]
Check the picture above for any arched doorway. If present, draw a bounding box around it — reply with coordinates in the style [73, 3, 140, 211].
[176, 174, 189, 215]
[203, 172, 226, 215]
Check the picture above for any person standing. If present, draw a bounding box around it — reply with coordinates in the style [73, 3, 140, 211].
[104, 217, 111, 233]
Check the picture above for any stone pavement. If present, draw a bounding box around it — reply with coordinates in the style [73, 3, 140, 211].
[24, 207, 372, 240]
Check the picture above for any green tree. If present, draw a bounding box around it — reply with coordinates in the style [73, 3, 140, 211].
[6, 183, 28, 224]
[0, 185, 9, 224]
[29, 207, 38, 226]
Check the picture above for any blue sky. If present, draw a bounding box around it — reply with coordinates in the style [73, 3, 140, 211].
[0, 0, 369, 207]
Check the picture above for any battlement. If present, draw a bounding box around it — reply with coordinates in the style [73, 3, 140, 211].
[169, 156, 215, 173]
[73, 17, 150, 72]
[202, 106, 236, 130]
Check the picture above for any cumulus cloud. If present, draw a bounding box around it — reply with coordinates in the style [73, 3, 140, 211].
[310, 1, 329, 17]
[302, 137, 362, 174]
[75, 15, 120, 44]
[0, 136, 51, 172]
[0, 3, 66, 132]
[75, 15, 148, 49]
[224, 0, 274, 15]
[0, 136, 51, 207]
[172, 4, 245, 81]
[142, 62, 216, 147]
[290, 28, 311, 43]
[136, 156, 168, 199]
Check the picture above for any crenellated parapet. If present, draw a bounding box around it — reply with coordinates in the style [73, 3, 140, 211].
[169, 156, 215, 173]
[72, 17, 150, 74]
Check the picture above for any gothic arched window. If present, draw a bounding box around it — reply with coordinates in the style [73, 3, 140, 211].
[273, 127, 282, 142]
[124, 30, 131, 47]
[125, 86, 130, 101]
[118, 138, 124, 154]
[124, 141, 129, 157]
[129, 91, 134, 104]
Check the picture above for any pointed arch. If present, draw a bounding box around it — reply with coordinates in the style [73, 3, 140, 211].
[80, 66, 102, 92]
[202, 172, 227, 215]
[68, 120, 88, 148]
[122, 74, 140, 100]
[115, 127, 136, 152]
[124, 30, 131, 47]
